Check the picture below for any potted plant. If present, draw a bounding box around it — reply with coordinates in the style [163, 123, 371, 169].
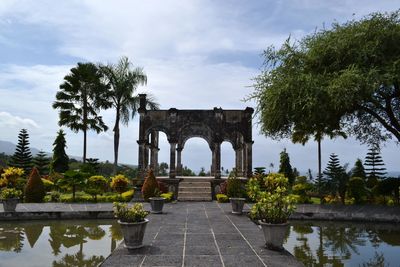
[149, 188, 165, 214]
[113, 202, 149, 249]
[248, 173, 296, 251]
[227, 175, 246, 214]
[1, 188, 23, 212]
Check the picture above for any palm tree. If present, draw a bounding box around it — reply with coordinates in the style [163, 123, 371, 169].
[100, 57, 159, 173]
[53, 63, 110, 163]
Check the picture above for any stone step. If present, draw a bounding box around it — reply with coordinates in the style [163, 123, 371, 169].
[178, 192, 211, 198]
[178, 197, 212, 201]
[179, 178, 213, 183]
[179, 181, 210, 187]
[179, 187, 211, 193]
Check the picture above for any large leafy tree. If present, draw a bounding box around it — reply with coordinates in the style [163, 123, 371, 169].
[100, 57, 159, 173]
[10, 129, 33, 174]
[53, 63, 110, 163]
[251, 10, 400, 182]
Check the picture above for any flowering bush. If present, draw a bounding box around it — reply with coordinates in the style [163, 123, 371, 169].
[0, 188, 23, 199]
[110, 174, 129, 194]
[1, 167, 24, 187]
[113, 202, 149, 223]
[249, 173, 296, 224]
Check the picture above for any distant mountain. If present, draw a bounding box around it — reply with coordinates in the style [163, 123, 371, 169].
[0, 140, 42, 156]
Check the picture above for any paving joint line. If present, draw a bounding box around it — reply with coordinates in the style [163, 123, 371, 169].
[181, 206, 188, 267]
[216, 202, 268, 267]
[203, 203, 225, 267]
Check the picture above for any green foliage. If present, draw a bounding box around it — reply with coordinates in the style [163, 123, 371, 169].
[181, 166, 196, 176]
[110, 174, 129, 193]
[216, 193, 229, 203]
[158, 162, 169, 176]
[252, 10, 400, 145]
[278, 149, 295, 185]
[292, 176, 313, 204]
[1, 167, 24, 188]
[249, 173, 296, 224]
[198, 167, 207, 176]
[41, 179, 54, 192]
[49, 191, 61, 202]
[254, 167, 266, 175]
[365, 145, 386, 188]
[57, 192, 126, 203]
[160, 192, 174, 202]
[121, 190, 134, 202]
[376, 178, 400, 204]
[10, 129, 33, 174]
[347, 177, 368, 204]
[53, 62, 110, 162]
[85, 175, 108, 201]
[100, 57, 158, 173]
[246, 177, 261, 202]
[0, 188, 22, 199]
[51, 130, 69, 173]
[24, 167, 46, 203]
[322, 153, 349, 204]
[113, 202, 149, 223]
[141, 169, 159, 200]
[34, 151, 50, 176]
[226, 176, 245, 198]
[57, 170, 88, 201]
[351, 158, 366, 179]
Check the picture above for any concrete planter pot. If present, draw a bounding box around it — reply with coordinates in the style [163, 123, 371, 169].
[229, 197, 246, 214]
[118, 219, 149, 249]
[259, 221, 289, 251]
[149, 197, 165, 214]
[2, 198, 19, 212]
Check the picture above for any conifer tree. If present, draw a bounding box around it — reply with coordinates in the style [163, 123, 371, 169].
[278, 148, 294, 185]
[351, 158, 366, 179]
[322, 153, 349, 204]
[34, 150, 50, 175]
[364, 145, 386, 187]
[10, 129, 33, 174]
[51, 130, 69, 173]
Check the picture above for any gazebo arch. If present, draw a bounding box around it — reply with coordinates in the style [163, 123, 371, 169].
[137, 94, 254, 179]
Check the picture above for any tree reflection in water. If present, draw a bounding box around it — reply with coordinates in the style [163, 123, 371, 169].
[290, 221, 398, 267]
[0, 223, 24, 252]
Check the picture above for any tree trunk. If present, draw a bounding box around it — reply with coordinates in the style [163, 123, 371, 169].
[317, 138, 322, 202]
[83, 129, 87, 163]
[113, 109, 120, 174]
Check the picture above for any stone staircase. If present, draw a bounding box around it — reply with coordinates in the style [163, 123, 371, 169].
[178, 178, 212, 201]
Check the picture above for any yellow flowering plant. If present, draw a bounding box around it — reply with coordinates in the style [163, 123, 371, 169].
[1, 167, 24, 187]
[249, 173, 296, 224]
[113, 202, 149, 223]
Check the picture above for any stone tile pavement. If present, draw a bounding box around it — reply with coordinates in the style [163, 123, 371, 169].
[101, 202, 303, 267]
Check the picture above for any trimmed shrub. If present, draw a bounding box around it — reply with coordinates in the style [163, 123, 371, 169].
[158, 181, 168, 193]
[347, 177, 368, 204]
[141, 169, 160, 200]
[216, 193, 229, 203]
[160, 192, 174, 202]
[121, 190, 134, 202]
[110, 174, 129, 194]
[24, 167, 46, 203]
[226, 177, 245, 198]
[292, 176, 312, 204]
[85, 175, 108, 201]
[41, 178, 54, 192]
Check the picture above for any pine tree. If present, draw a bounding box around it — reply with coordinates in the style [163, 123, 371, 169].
[34, 150, 50, 175]
[278, 148, 294, 185]
[351, 158, 366, 179]
[322, 153, 349, 204]
[10, 129, 33, 174]
[51, 130, 69, 173]
[364, 145, 387, 187]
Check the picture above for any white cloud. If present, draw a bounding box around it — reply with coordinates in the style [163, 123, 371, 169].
[0, 111, 39, 129]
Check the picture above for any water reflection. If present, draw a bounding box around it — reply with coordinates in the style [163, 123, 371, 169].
[287, 221, 399, 267]
[0, 220, 122, 267]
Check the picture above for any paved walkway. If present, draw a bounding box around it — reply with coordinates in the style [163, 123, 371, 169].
[101, 202, 303, 267]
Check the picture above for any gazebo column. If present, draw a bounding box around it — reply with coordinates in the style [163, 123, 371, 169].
[144, 142, 150, 171]
[150, 131, 159, 174]
[210, 148, 215, 176]
[244, 141, 253, 178]
[176, 146, 183, 176]
[214, 142, 221, 179]
[235, 146, 243, 177]
[169, 142, 177, 178]
[137, 140, 146, 179]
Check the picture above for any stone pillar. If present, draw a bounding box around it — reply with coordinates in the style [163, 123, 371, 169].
[137, 140, 146, 179]
[169, 142, 177, 178]
[150, 131, 159, 174]
[176, 146, 183, 176]
[235, 147, 243, 177]
[243, 143, 248, 177]
[214, 142, 221, 179]
[244, 141, 253, 178]
[144, 142, 150, 171]
[210, 148, 215, 176]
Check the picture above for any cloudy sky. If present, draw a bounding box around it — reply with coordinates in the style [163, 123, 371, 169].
[0, 0, 399, 174]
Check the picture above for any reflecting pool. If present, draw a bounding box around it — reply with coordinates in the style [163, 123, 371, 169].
[285, 221, 400, 267]
[0, 220, 122, 267]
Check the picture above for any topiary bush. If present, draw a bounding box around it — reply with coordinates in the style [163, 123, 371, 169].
[85, 175, 108, 201]
[24, 167, 46, 203]
[226, 176, 245, 198]
[141, 169, 160, 201]
[110, 174, 129, 194]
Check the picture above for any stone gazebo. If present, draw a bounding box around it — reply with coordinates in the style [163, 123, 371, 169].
[137, 94, 254, 198]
